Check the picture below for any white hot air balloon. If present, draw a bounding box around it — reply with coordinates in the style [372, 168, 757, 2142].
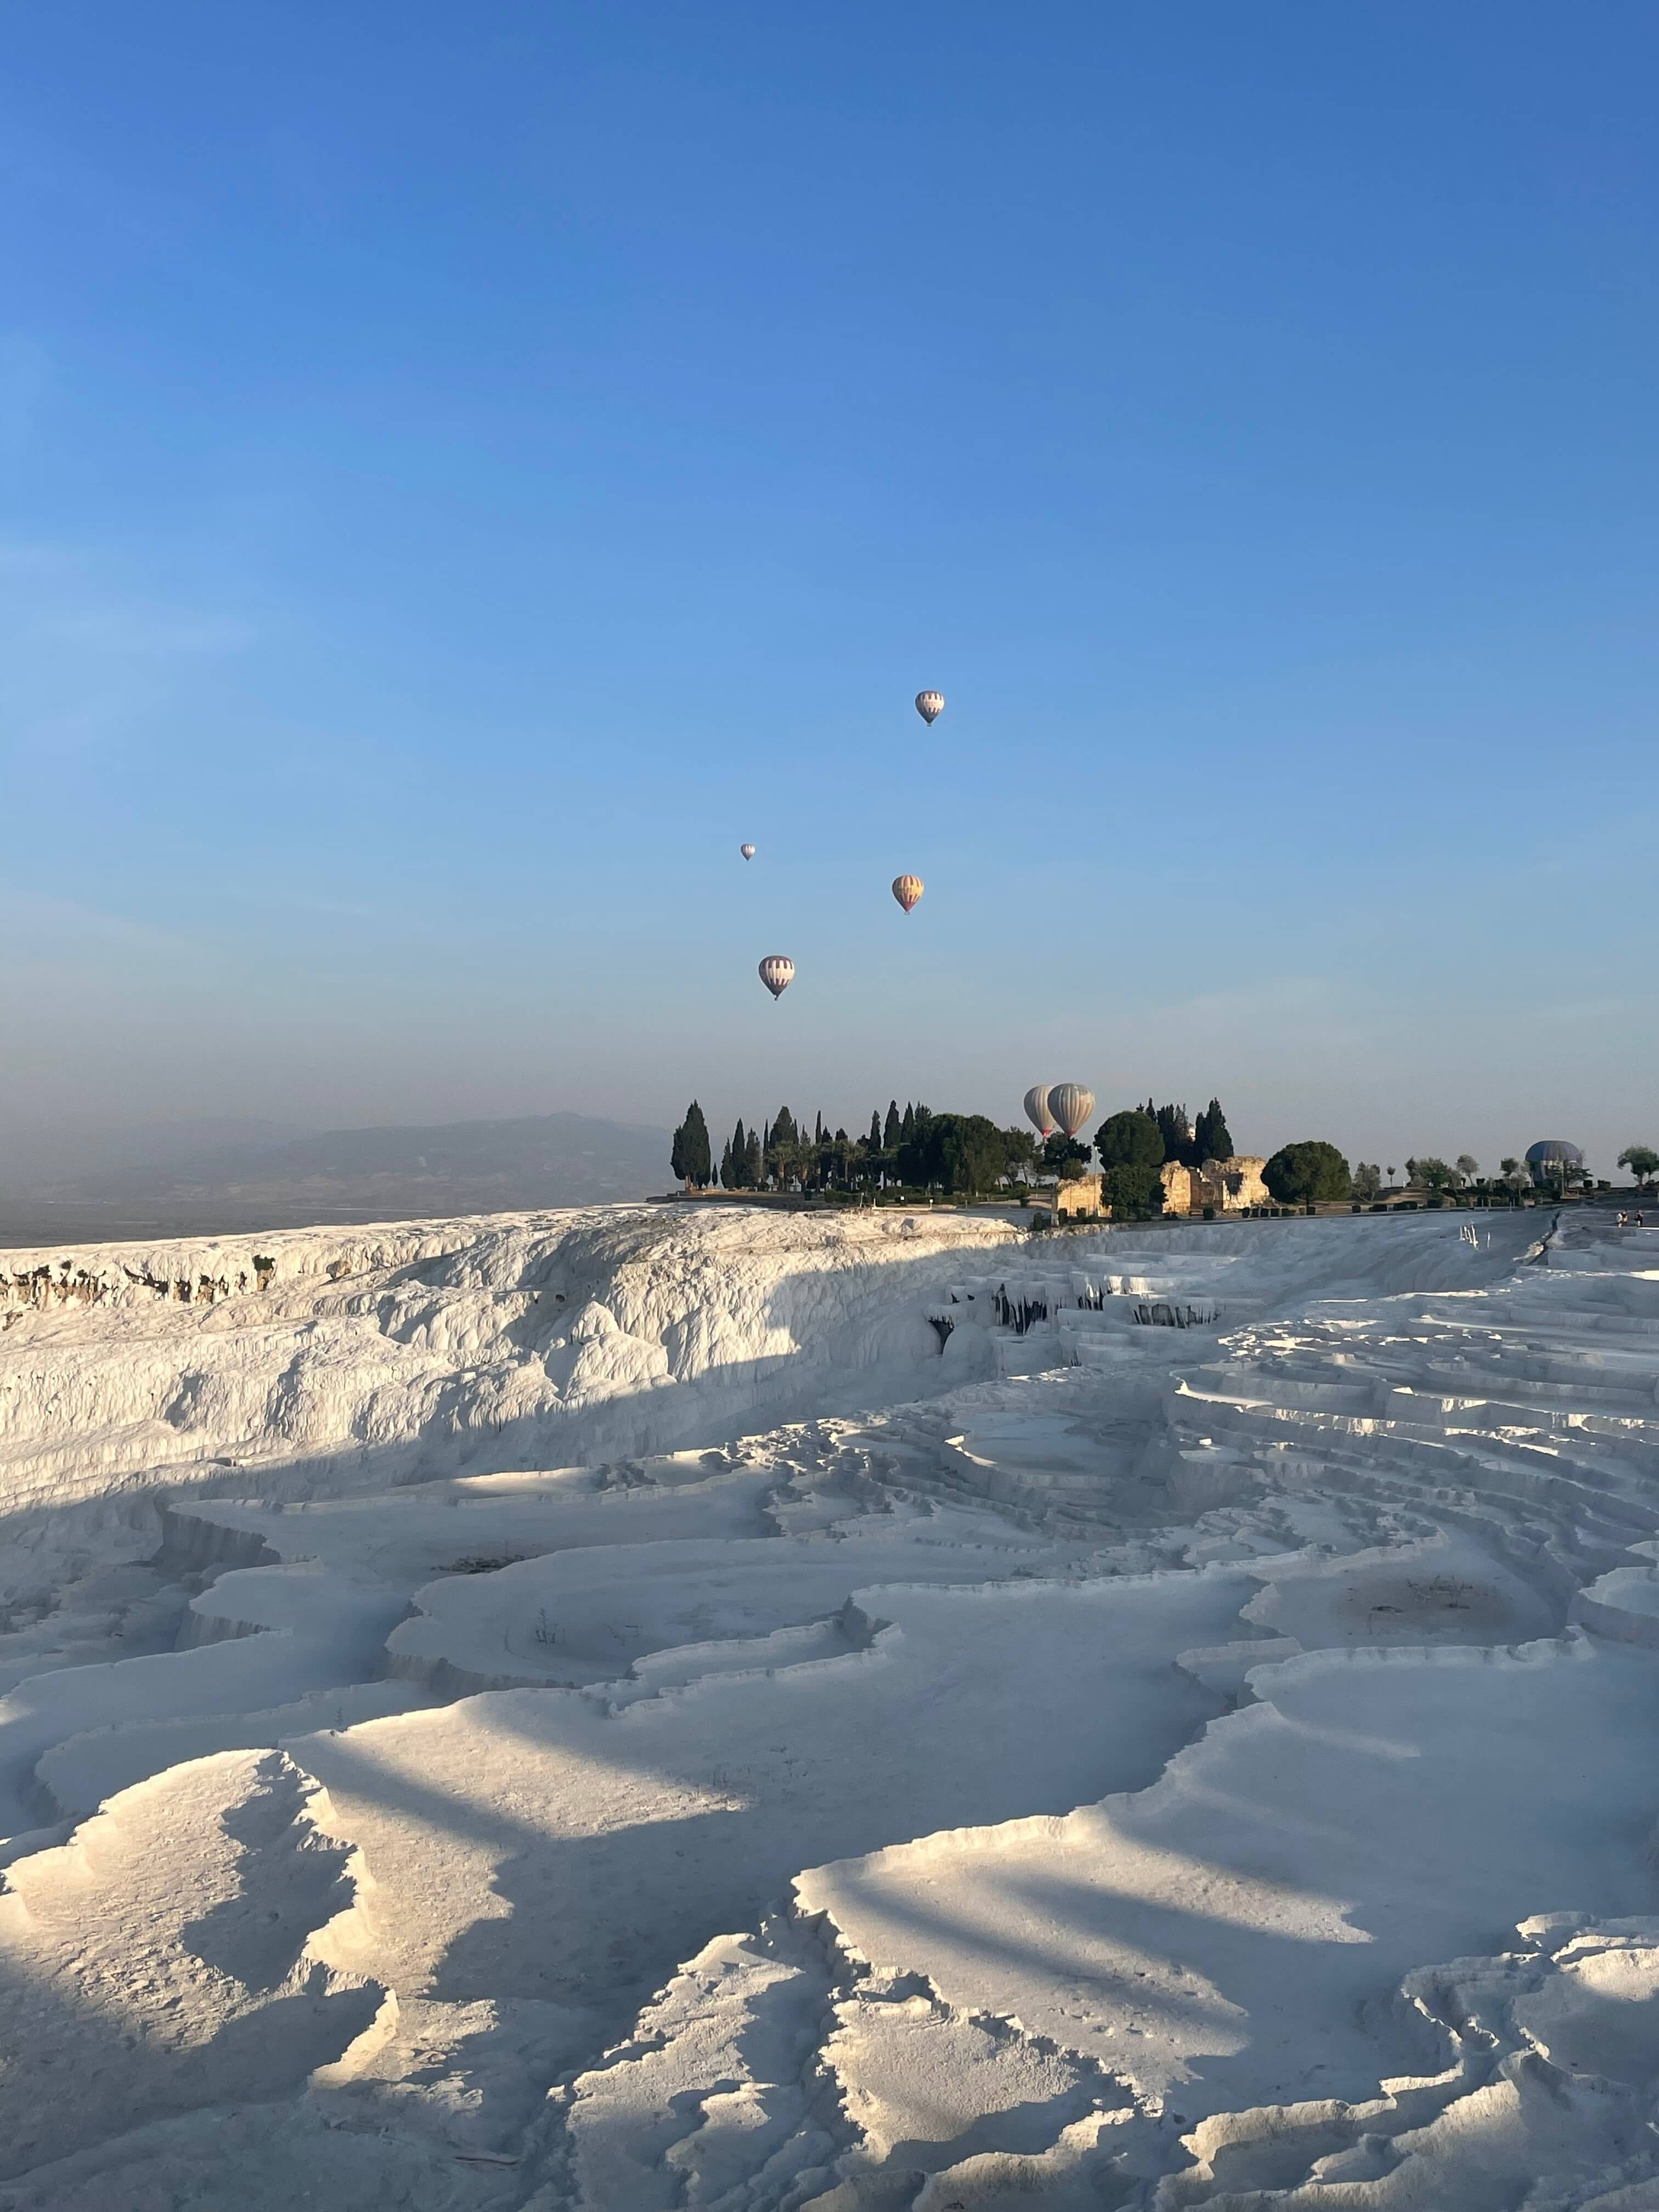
[915, 690, 944, 725]
[758, 955, 794, 1001]
[740, 843, 756, 861]
[1023, 1084, 1055, 1138]
[891, 873, 923, 913]
[1048, 1083, 1095, 1139]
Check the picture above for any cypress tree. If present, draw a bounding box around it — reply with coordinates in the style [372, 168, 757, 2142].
[869, 1109, 882, 1149]
[744, 1127, 763, 1186]
[1194, 1098, 1233, 1164]
[719, 1137, 733, 1188]
[884, 1100, 901, 1149]
[731, 1118, 748, 1188]
[901, 1103, 915, 1144]
[679, 1101, 712, 1188]
[670, 1119, 686, 1184]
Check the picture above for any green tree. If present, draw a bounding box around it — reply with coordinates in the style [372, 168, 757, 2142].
[895, 1104, 939, 1187]
[729, 1119, 749, 1188]
[1454, 1154, 1479, 1187]
[935, 1114, 1007, 1195]
[868, 1109, 882, 1151]
[1193, 1098, 1234, 1165]
[1352, 1161, 1383, 1200]
[1095, 1108, 1164, 1171]
[1000, 1127, 1037, 1187]
[1042, 1133, 1092, 1180]
[1262, 1140, 1351, 1204]
[673, 1101, 711, 1188]
[744, 1127, 763, 1187]
[1101, 1161, 1163, 1218]
[1155, 1102, 1193, 1166]
[1412, 1156, 1453, 1194]
[1618, 1146, 1659, 1187]
[883, 1101, 901, 1150]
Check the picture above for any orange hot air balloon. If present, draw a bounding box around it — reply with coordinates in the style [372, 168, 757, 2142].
[758, 955, 795, 1000]
[891, 874, 924, 914]
[915, 691, 945, 725]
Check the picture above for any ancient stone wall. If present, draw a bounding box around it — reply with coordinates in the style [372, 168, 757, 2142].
[1160, 1155, 1269, 1215]
[1053, 1175, 1103, 1220]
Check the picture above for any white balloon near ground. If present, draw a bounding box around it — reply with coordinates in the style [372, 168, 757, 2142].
[1023, 1084, 1055, 1137]
[758, 955, 794, 1000]
[1047, 1083, 1095, 1138]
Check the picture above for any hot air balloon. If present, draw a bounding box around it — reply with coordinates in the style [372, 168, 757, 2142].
[1023, 1084, 1055, 1138]
[740, 843, 755, 861]
[891, 874, 924, 914]
[915, 691, 945, 725]
[758, 955, 794, 1001]
[1047, 1084, 1095, 1139]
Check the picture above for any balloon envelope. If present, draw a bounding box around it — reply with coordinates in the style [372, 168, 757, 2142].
[758, 955, 794, 1000]
[915, 691, 945, 725]
[1048, 1083, 1095, 1138]
[891, 873, 924, 913]
[1023, 1084, 1055, 1137]
[740, 843, 755, 860]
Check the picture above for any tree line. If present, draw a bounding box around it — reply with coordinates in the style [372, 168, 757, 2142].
[680, 1101, 1043, 1197]
[670, 1101, 1650, 1210]
[670, 1093, 1243, 1204]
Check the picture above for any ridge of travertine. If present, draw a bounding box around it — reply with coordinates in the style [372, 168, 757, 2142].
[1, 1204, 1657, 2208]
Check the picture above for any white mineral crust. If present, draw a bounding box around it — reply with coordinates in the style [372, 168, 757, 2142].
[1, 1201, 1657, 2207]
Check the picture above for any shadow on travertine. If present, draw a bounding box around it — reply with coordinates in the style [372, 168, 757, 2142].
[0, 1752, 383, 2182]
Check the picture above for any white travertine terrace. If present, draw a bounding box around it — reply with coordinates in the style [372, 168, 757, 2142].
[1, 1202, 1657, 2207]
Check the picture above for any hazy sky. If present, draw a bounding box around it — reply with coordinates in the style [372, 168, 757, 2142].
[3, 3, 1656, 1177]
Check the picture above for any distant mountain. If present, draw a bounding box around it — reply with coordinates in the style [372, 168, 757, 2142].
[0, 1111, 673, 1246]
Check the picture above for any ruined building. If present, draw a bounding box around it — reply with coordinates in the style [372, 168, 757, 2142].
[1159, 1156, 1270, 1215]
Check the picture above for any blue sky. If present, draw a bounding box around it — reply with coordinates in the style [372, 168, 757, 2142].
[2, 2, 1656, 1175]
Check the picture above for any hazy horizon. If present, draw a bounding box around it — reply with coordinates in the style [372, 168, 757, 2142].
[4, 4, 1655, 1183]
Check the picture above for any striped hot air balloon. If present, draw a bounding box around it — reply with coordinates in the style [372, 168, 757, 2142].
[758, 955, 794, 1001]
[1047, 1083, 1095, 1138]
[915, 691, 945, 725]
[1023, 1084, 1055, 1138]
[740, 843, 755, 860]
[891, 874, 924, 913]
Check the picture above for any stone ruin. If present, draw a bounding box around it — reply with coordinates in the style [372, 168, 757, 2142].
[1160, 1155, 1270, 1215]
